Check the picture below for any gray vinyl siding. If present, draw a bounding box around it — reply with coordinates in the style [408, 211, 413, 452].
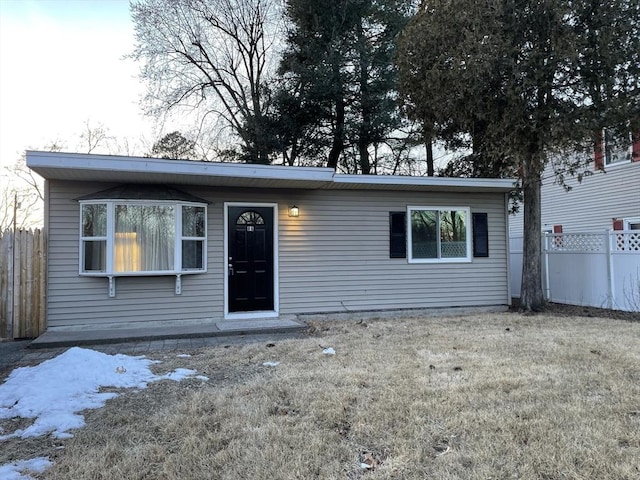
[47, 181, 222, 329]
[47, 180, 509, 329]
[277, 189, 508, 314]
[510, 160, 640, 234]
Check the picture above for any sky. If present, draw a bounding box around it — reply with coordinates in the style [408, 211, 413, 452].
[0, 346, 204, 479]
[0, 0, 154, 173]
[0, 0, 452, 193]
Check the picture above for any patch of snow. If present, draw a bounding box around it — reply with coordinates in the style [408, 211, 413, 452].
[159, 368, 197, 381]
[322, 347, 336, 355]
[0, 347, 199, 440]
[0, 456, 52, 480]
[195, 375, 209, 381]
[262, 361, 280, 367]
[176, 353, 191, 358]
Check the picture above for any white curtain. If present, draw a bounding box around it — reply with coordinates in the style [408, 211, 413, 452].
[115, 205, 175, 272]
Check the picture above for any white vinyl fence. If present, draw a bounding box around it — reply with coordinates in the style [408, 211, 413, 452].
[510, 231, 640, 312]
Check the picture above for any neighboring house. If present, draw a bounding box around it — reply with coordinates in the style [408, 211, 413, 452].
[508, 135, 640, 311]
[27, 151, 514, 332]
[509, 134, 640, 234]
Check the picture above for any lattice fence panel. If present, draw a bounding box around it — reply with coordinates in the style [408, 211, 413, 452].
[546, 233, 605, 252]
[615, 232, 640, 252]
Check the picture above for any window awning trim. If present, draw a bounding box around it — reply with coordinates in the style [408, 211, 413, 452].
[75, 184, 209, 204]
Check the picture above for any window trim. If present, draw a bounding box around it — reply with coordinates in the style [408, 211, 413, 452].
[624, 217, 640, 231]
[79, 199, 207, 277]
[407, 206, 472, 263]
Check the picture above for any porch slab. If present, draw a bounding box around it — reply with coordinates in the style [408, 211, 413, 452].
[29, 318, 306, 349]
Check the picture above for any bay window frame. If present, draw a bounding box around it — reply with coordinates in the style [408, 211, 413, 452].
[79, 199, 207, 277]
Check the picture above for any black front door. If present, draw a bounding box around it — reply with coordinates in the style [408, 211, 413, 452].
[228, 206, 274, 312]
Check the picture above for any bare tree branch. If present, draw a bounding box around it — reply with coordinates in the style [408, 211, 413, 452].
[130, 0, 282, 163]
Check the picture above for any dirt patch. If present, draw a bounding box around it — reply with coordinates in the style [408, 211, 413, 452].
[511, 299, 640, 322]
[0, 340, 31, 378]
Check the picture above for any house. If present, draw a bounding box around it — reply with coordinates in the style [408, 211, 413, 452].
[508, 135, 640, 311]
[509, 133, 640, 235]
[27, 151, 514, 333]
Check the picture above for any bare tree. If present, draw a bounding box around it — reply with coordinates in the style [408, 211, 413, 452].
[0, 122, 155, 230]
[78, 119, 115, 154]
[0, 153, 48, 230]
[130, 0, 282, 164]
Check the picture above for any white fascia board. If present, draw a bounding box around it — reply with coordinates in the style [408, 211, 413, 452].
[26, 151, 516, 192]
[26, 151, 335, 183]
[333, 174, 516, 191]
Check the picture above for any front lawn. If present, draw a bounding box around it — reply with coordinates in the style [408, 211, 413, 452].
[7, 312, 640, 479]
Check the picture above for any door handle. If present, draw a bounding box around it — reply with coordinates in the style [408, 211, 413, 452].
[228, 263, 234, 276]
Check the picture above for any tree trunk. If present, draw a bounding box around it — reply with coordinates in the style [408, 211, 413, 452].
[327, 96, 345, 170]
[422, 121, 434, 176]
[425, 134, 434, 176]
[253, 110, 269, 165]
[359, 139, 370, 174]
[357, 19, 371, 175]
[520, 153, 545, 311]
[287, 140, 298, 166]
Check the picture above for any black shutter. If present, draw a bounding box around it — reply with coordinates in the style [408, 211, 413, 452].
[389, 212, 406, 258]
[472, 212, 489, 257]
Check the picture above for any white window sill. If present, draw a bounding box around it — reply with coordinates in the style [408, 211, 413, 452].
[408, 258, 472, 264]
[79, 270, 205, 277]
[601, 160, 635, 171]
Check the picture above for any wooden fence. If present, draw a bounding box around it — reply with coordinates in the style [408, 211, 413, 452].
[0, 229, 46, 339]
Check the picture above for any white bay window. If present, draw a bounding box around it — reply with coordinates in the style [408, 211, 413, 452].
[80, 201, 206, 276]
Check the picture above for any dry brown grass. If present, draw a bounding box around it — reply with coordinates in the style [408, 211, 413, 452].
[16, 313, 640, 479]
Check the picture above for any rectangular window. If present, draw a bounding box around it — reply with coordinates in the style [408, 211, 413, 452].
[80, 201, 206, 276]
[115, 205, 175, 272]
[604, 129, 632, 165]
[624, 217, 640, 231]
[408, 206, 471, 263]
[181, 205, 206, 270]
[80, 203, 107, 272]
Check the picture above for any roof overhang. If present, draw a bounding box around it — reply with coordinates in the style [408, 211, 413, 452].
[26, 151, 516, 193]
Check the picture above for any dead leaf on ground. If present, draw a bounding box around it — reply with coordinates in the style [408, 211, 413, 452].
[360, 452, 378, 470]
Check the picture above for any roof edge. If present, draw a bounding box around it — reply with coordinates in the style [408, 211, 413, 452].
[333, 174, 516, 191]
[26, 151, 516, 192]
[26, 150, 336, 182]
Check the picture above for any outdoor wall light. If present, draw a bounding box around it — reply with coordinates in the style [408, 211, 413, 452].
[288, 205, 299, 218]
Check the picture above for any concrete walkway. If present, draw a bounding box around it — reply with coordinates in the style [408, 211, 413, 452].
[30, 317, 306, 348]
[2, 306, 510, 376]
[0, 317, 306, 376]
[1, 329, 307, 378]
